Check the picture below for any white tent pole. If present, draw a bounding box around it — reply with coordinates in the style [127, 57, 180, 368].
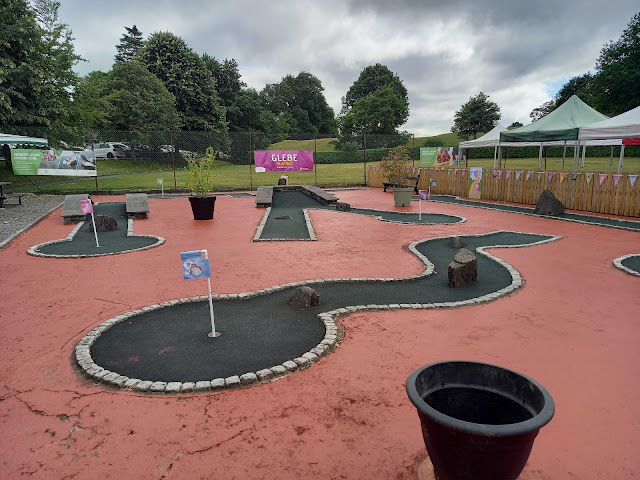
[609, 146, 614, 171]
[581, 144, 586, 169]
[573, 140, 580, 171]
[562, 141, 567, 170]
[493, 145, 497, 167]
[538, 145, 543, 169]
[618, 144, 625, 172]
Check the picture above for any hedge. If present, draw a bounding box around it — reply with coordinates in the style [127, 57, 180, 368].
[466, 145, 640, 159]
[315, 146, 420, 164]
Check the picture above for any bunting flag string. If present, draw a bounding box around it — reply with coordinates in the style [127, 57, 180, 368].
[548, 172, 554, 182]
[572, 172, 580, 180]
[506, 171, 511, 180]
[598, 173, 607, 186]
[428, 168, 433, 173]
[493, 169, 499, 177]
[560, 172, 568, 183]
[497, 170, 503, 179]
[454, 168, 459, 175]
[586, 173, 593, 184]
[537, 172, 544, 182]
[630, 174, 638, 187]
[613, 174, 622, 187]
[526, 171, 533, 181]
[515, 171, 522, 181]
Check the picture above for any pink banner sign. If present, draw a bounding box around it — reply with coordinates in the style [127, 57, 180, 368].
[254, 150, 313, 172]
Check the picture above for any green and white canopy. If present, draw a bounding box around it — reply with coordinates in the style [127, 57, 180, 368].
[500, 96, 608, 142]
[0, 133, 48, 146]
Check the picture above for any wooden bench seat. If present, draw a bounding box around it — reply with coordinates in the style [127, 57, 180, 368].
[126, 193, 149, 219]
[382, 174, 421, 195]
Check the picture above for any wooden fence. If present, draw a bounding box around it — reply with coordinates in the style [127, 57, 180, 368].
[367, 165, 640, 217]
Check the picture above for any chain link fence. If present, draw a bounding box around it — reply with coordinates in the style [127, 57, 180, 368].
[1, 129, 420, 194]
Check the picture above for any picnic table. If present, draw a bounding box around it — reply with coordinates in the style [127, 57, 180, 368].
[0, 182, 26, 208]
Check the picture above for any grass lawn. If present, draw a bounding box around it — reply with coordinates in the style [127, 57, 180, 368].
[2, 156, 638, 194]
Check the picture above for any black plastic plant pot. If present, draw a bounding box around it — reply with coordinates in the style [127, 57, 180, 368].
[406, 361, 554, 480]
[188, 196, 216, 220]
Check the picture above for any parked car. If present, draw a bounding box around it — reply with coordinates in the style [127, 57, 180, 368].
[92, 142, 129, 159]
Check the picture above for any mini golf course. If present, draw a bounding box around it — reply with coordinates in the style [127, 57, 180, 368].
[255, 190, 464, 240]
[27, 202, 164, 257]
[80, 230, 557, 391]
[2, 188, 639, 480]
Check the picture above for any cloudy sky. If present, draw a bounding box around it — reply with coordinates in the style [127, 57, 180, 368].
[59, 0, 638, 136]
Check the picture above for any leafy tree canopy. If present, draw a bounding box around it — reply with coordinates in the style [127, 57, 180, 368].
[451, 92, 501, 140]
[261, 72, 337, 135]
[201, 55, 246, 109]
[509, 121, 523, 128]
[593, 12, 640, 115]
[138, 32, 226, 131]
[114, 25, 143, 64]
[1, 0, 82, 136]
[341, 63, 409, 116]
[104, 61, 180, 132]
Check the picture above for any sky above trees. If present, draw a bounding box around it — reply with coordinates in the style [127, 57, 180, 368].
[57, 0, 638, 135]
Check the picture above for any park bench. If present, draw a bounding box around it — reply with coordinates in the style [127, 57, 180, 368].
[382, 174, 421, 195]
[0, 192, 26, 208]
[61, 194, 90, 224]
[126, 193, 149, 219]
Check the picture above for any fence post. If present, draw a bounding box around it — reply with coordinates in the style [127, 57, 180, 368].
[249, 129, 253, 191]
[90, 130, 99, 194]
[170, 130, 177, 189]
[363, 132, 367, 186]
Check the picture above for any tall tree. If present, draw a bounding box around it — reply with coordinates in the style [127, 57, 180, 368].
[71, 71, 111, 130]
[0, 0, 43, 128]
[114, 25, 143, 63]
[201, 55, 245, 109]
[261, 72, 336, 135]
[451, 92, 501, 140]
[529, 73, 596, 121]
[138, 32, 226, 131]
[338, 64, 409, 145]
[104, 61, 180, 131]
[593, 12, 640, 115]
[32, 0, 83, 128]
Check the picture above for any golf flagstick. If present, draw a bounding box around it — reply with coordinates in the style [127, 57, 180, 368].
[80, 199, 100, 247]
[203, 249, 219, 338]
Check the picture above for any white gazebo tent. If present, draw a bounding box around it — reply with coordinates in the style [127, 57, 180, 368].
[579, 106, 640, 171]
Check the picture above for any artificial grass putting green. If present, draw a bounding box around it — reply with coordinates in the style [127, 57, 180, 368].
[35, 202, 160, 256]
[90, 231, 554, 382]
[258, 190, 463, 240]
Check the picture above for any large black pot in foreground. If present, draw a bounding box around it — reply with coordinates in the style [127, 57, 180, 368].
[406, 361, 554, 480]
[188, 196, 216, 220]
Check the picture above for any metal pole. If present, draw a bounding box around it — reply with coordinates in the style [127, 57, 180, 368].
[609, 146, 614, 171]
[170, 130, 177, 189]
[90, 130, 99, 194]
[249, 129, 253, 191]
[203, 249, 220, 338]
[412, 133, 415, 166]
[363, 132, 367, 185]
[90, 211, 100, 248]
[562, 141, 567, 170]
[618, 144, 625, 172]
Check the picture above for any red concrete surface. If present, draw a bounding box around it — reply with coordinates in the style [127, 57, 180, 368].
[0, 190, 638, 480]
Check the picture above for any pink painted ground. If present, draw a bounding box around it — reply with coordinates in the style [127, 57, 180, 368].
[0, 189, 638, 480]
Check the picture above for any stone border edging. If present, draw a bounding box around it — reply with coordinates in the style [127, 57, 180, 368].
[429, 195, 640, 232]
[613, 254, 640, 277]
[27, 205, 165, 258]
[75, 230, 561, 394]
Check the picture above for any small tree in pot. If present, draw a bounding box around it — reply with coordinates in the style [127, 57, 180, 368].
[185, 148, 216, 220]
[380, 145, 413, 206]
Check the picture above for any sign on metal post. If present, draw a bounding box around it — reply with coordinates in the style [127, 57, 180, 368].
[418, 190, 428, 220]
[180, 250, 219, 338]
[80, 199, 100, 248]
[157, 178, 164, 197]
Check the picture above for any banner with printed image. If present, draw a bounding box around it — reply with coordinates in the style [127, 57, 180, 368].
[468, 167, 483, 199]
[11, 149, 97, 176]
